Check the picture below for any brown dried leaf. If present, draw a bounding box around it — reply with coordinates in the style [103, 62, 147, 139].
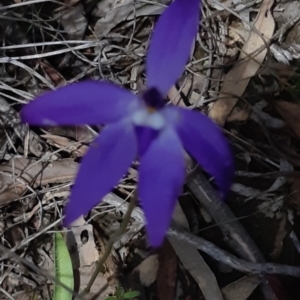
[274, 100, 300, 139]
[228, 20, 250, 45]
[0, 157, 78, 206]
[39, 60, 66, 87]
[79, 265, 114, 299]
[221, 275, 261, 300]
[5, 223, 25, 247]
[168, 73, 208, 107]
[168, 204, 223, 300]
[47, 126, 95, 143]
[227, 104, 251, 122]
[60, 3, 87, 40]
[41, 133, 88, 157]
[135, 255, 159, 287]
[209, 0, 275, 126]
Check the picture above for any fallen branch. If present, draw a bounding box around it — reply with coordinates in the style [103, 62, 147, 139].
[168, 226, 300, 278]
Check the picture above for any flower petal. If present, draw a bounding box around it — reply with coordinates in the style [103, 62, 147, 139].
[135, 125, 159, 157]
[139, 127, 185, 247]
[146, 0, 200, 96]
[21, 81, 139, 126]
[169, 107, 234, 197]
[63, 120, 137, 226]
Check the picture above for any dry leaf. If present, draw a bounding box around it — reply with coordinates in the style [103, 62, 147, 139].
[168, 73, 208, 107]
[78, 265, 114, 299]
[251, 100, 285, 128]
[60, 3, 87, 40]
[207, 0, 233, 10]
[221, 275, 261, 300]
[0, 157, 78, 206]
[228, 20, 250, 45]
[11, 291, 35, 300]
[39, 60, 66, 87]
[5, 222, 25, 248]
[67, 217, 114, 299]
[227, 104, 251, 122]
[41, 133, 88, 157]
[134, 254, 159, 287]
[209, 0, 275, 125]
[47, 126, 95, 143]
[274, 100, 300, 139]
[168, 204, 223, 300]
[270, 214, 287, 260]
[68, 216, 99, 267]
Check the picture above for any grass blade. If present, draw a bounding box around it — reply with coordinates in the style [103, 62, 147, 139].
[53, 232, 74, 300]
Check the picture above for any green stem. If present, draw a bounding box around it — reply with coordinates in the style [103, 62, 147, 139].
[81, 194, 136, 295]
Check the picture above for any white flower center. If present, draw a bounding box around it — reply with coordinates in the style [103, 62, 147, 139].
[131, 108, 165, 130]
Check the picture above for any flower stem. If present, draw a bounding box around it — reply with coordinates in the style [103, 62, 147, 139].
[82, 194, 137, 295]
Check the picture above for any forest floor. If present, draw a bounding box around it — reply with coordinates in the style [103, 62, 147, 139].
[1, 0, 300, 299]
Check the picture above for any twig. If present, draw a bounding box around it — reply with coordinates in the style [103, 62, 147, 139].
[168, 226, 300, 277]
[187, 171, 279, 300]
[187, 171, 265, 261]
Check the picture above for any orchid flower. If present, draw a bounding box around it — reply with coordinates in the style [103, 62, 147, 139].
[21, 0, 234, 247]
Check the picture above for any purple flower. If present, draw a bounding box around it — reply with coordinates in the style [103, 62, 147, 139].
[21, 0, 234, 247]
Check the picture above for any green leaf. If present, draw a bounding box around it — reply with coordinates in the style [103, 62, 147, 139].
[123, 290, 141, 299]
[105, 297, 118, 300]
[53, 232, 74, 300]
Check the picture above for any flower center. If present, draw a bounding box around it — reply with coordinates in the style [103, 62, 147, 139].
[131, 87, 167, 130]
[142, 87, 165, 110]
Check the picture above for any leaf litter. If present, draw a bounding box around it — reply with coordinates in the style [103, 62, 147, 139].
[1, 0, 300, 299]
